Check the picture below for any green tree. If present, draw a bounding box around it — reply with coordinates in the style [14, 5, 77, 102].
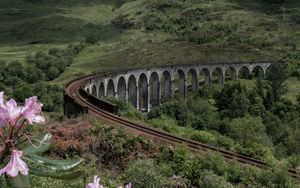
[186, 95, 220, 130]
[148, 99, 188, 126]
[4, 76, 25, 89]
[26, 66, 46, 83]
[227, 116, 271, 148]
[215, 83, 250, 119]
[266, 63, 288, 102]
[46, 66, 60, 80]
[5, 61, 27, 79]
[255, 70, 265, 99]
[12, 83, 34, 102]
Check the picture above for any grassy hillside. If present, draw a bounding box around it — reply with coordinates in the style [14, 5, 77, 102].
[113, 0, 300, 49]
[0, 0, 299, 85]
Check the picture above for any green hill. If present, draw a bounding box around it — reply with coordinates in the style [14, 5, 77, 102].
[0, 0, 299, 82]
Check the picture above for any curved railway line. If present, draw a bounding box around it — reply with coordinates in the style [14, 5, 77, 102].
[64, 72, 299, 180]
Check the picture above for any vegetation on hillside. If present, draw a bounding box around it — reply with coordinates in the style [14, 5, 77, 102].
[107, 64, 300, 184]
[2, 117, 298, 187]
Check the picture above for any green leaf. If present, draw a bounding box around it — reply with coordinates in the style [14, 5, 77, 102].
[24, 154, 83, 171]
[5, 175, 30, 188]
[23, 134, 52, 155]
[30, 167, 85, 180]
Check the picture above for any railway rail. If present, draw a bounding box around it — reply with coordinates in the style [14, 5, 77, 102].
[64, 73, 300, 180]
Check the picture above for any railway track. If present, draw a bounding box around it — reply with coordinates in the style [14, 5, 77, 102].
[64, 74, 300, 180]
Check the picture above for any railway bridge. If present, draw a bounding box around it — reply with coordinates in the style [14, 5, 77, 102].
[63, 61, 300, 179]
[83, 62, 271, 112]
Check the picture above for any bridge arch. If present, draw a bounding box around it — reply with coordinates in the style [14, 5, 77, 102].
[149, 72, 160, 107]
[117, 76, 126, 101]
[187, 68, 198, 92]
[238, 66, 251, 79]
[92, 85, 97, 96]
[99, 82, 105, 98]
[212, 67, 223, 84]
[138, 73, 148, 111]
[225, 66, 238, 81]
[175, 69, 186, 98]
[161, 70, 172, 101]
[107, 79, 115, 97]
[200, 68, 210, 85]
[128, 75, 137, 107]
[251, 65, 264, 77]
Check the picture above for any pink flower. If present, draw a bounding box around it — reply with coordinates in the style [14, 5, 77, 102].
[0, 150, 29, 177]
[0, 92, 21, 127]
[21, 96, 45, 125]
[86, 176, 105, 188]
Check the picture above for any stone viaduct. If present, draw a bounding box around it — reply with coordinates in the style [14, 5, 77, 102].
[84, 62, 271, 112]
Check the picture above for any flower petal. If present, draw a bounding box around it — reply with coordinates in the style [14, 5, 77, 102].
[0, 150, 29, 177]
[21, 96, 45, 124]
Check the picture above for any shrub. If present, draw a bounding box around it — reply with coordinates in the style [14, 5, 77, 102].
[148, 99, 189, 126]
[190, 131, 217, 145]
[215, 83, 251, 119]
[183, 153, 228, 186]
[198, 170, 234, 188]
[286, 154, 300, 169]
[171, 145, 190, 174]
[123, 159, 167, 187]
[148, 115, 179, 133]
[12, 83, 34, 102]
[88, 118, 153, 168]
[105, 97, 144, 121]
[186, 95, 220, 130]
[48, 119, 93, 157]
[227, 116, 272, 149]
[47, 66, 60, 80]
[257, 169, 295, 188]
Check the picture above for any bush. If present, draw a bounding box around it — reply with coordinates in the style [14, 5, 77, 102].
[25, 66, 46, 83]
[12, 83, 34, 102]
[227, 116, 272, 148]
[86, 36, 98, 44]
[257, 169, 295, 188]
[148, 99, 189, 126]
[198, 170, 234, 188]
[148, 116, 179, 133]
[47, 66, 60, 80]
[88, 118, 153, 168]
[183, 153, 227, 186]
[49, 119, 93, 157]
[286, 154, 300, 169]
[106, 97, 144, 121]
[215, 83, 251, 119]
[123, 159, 167, 187]
[186, 95, 220, 130]
[171, 146, 190, 174]
[190, 131, 217, 145]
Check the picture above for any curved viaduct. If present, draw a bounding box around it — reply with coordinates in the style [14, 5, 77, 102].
[63, 61, 299, 178]
[84, 62, 271, 112]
